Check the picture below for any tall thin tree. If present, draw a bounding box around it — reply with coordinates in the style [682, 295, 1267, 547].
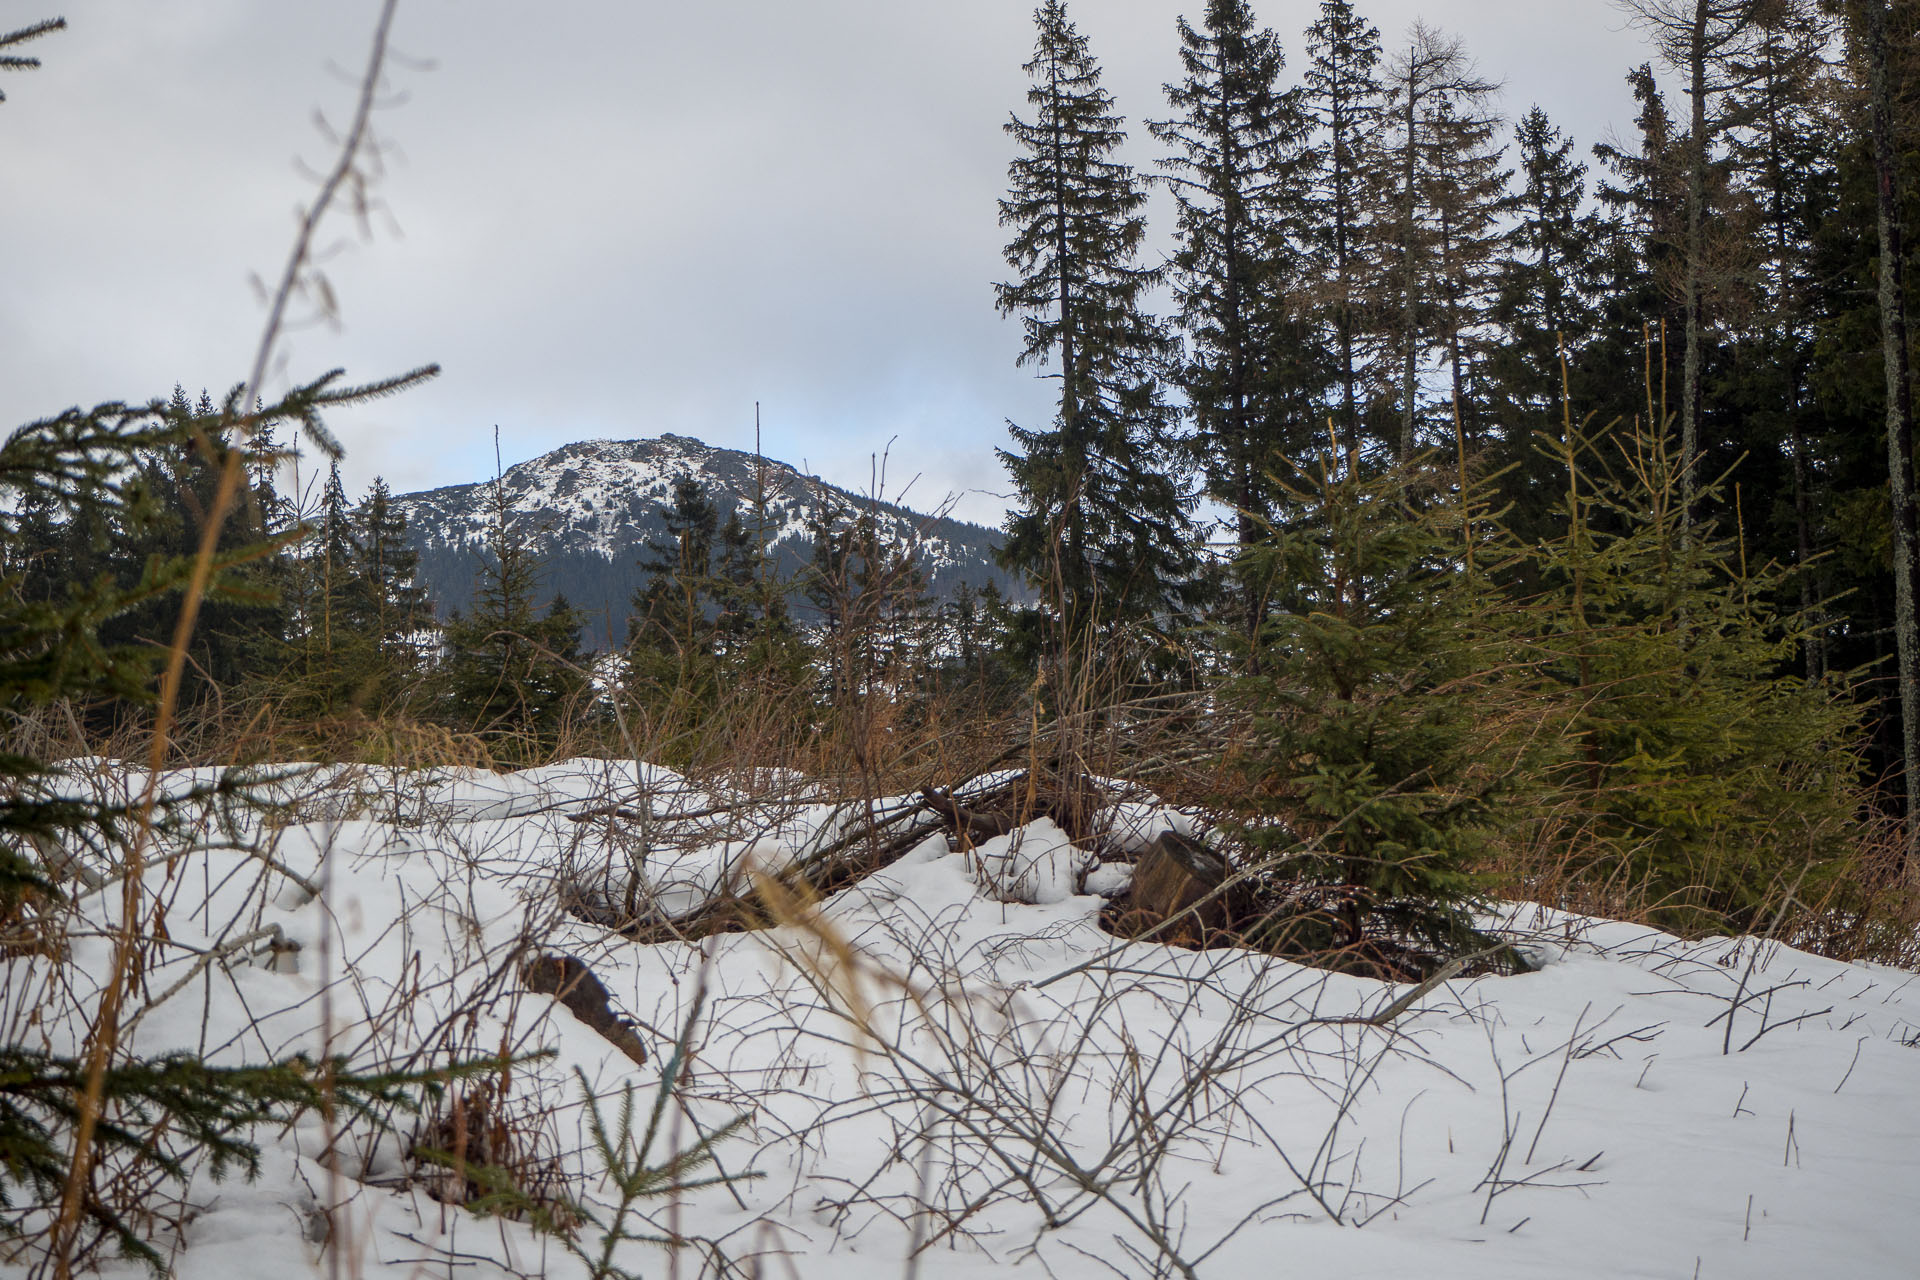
[1620, 0, 1770, 533]
[1302, 0, 1387, 453]
[997, 0, 1195, 659]
[1377, 24, 1504, 459]
[1151, 0, 1316, 650]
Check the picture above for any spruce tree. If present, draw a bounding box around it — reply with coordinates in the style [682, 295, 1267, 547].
[1619, 0, 1775, 532]
[318, 461, 364, 652]
[996, 0, 1196, 661]
[1484, 108, 1611, 535]
[1425, 92, 1513, 448]
[712, 509, 759, 652]
[351, 476, 431, 711]
[1151, 0, 1320, 652]
[629, 475, 721, 663]
[0, 17, 63, 104]
[1588, 63, 1692, 439]
[0, 368, 454, 1272]
[1797, 7, 1920, 803]
[280, 461, 377, 717]
[76, 390, 290, 724]
[1301, 0, 1387, 453]
[1227, 446, 1524, 972]
[1722, 1, 1839, 678]
[622, 475, 731, 740]
[1525, 415, 1867, 930]
[438, 477, 587, 763]
[1849, 0, 1920, 884]
[1493, 109, 1608, 394]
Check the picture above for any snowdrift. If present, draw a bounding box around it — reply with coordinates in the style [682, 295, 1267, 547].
[7, 759, 1916, 1279]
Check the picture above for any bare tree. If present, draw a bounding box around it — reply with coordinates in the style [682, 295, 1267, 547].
[1377, 24, 1505, 460]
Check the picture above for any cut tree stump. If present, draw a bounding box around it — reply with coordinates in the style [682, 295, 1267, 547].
[1118, 831, 1231, 946]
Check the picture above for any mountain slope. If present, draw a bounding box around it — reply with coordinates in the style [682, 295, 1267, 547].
[390, 434, 1017, 649]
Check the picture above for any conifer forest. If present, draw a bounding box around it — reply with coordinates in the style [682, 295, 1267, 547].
[2, 3, 1918, 1278]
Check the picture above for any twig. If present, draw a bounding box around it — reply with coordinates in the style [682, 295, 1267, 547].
[49, 5, 406, 1272]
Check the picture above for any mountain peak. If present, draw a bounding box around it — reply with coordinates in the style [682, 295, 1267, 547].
[391, 433, 1015, 649]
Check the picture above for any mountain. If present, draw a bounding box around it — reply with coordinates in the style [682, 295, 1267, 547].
[389, 434, 1019, 650]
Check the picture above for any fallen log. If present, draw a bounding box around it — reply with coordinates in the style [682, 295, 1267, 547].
[918, 788, 1018, 845]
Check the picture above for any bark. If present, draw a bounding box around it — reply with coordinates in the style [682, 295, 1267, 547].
[1863, 0, 1920, 882]
[1682, 0, 1709, 543]
[1441, 202, 1468, 439]
[1400, 54, 1420, 461]
[1334, 94, 1359, 455]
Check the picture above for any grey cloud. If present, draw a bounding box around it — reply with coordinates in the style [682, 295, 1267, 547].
[4, 0, 1654, 531]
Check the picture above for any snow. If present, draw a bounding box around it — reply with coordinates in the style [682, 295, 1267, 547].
[390, 434, 994, 580]
[968, 818, 1092, 903]
[11, 759, 1918, 1279]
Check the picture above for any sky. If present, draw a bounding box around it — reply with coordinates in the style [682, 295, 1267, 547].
[1, 0, 1662, 528]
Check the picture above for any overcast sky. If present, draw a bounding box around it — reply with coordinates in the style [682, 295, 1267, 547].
[2, 0, 1662, 527]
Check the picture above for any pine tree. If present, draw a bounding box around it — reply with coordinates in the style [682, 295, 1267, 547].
[1227, 446, 1524, 972]
[996, 0, 1196, 659]
[1484, 108, 1612, 534]
[1151, 0, 1320, 652]
[438, 477, 587, 763]
[1301, 0, 1387, 453]
[351, 476, 431, 711]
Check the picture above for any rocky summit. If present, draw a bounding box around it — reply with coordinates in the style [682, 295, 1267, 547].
[389, 434, 1015, 649]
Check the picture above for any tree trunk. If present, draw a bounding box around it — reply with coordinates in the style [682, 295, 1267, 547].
[1441, 202, 1467, 441]
[1400, 53, 1419, 461]
[1762, 27, 1824, 678]
[1333, 88, 1359, 461]
[1864, 0, 1920, 884]
[1048, 44, 1080, 655]
[1681, 0, 1709, 545]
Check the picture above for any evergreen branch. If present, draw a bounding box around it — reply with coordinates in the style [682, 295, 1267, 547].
[0, 17, 63, 98]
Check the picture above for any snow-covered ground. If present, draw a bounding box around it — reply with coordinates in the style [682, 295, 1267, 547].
[8, 759, 1917, 1279]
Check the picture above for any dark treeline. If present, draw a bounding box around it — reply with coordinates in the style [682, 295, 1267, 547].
[990, 0, 1920, 687]
[994, 0, 1920, 697]
[982, 0, 1920, 945]
[4, 399, 1030, 770]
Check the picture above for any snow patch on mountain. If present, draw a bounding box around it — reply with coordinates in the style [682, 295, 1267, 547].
[387, 434, 1017, 646]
